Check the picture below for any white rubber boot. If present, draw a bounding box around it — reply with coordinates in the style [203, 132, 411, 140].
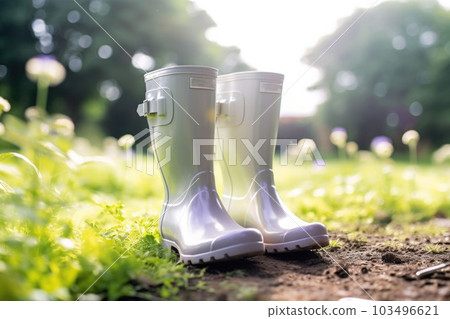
[137, 66, 264, 264]
[215, 71, 329, 253]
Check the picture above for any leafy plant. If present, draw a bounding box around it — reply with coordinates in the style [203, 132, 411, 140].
[0, 101, 195, 300]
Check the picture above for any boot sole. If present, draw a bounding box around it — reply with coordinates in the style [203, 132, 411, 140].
[265, 234, 330, 253]
[162, 239, 265, 265]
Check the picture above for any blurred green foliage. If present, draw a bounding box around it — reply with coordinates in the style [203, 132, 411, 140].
[303, 0, 450, 149]
[0, 0, 250, 140]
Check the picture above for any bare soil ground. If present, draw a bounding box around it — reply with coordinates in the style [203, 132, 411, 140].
[179, 230, 450, 301]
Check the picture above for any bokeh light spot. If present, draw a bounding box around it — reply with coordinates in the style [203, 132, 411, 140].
[132, 52, 155, 71]
[409, 101, 423, 116]
[392, 35, 406, 50]
[386, 113, 399, 127]
[67, 10, 81, 24]
[98, 45, 113, 59]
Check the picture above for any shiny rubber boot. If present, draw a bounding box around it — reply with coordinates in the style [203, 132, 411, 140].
[215, 71, 329, 253]
[137, 66, 264, 264]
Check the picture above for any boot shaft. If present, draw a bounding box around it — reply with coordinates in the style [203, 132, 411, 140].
[216, 71, 284, 197]
[140, 65, 218, 202]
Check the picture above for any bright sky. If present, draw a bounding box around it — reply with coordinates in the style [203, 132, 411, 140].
[192, 0, 450, 117]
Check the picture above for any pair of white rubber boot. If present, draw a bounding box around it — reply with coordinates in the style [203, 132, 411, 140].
[137, 65, 329, 264]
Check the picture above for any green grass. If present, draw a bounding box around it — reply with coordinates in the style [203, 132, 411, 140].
[425, 245, 446, 254]
[1, 108, 449, 300]
[327, 239, 344, 249]
[381, 240, 404, 249]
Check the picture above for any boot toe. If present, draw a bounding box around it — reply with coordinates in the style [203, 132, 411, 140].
[283, 222, 328, 243]
[211, 228, 263, 251]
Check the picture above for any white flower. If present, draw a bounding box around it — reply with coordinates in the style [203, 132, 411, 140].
[118, 134, 135, 149]
[26, 55, 66, 86]
[371, 136, 394, 159]
[56, 237, 75, 249]
[25, 106, 44, 120]
[51, 115, 75, 136]
[346, 141, 358, 156]
[402, 130, 420, 145]
[30, 289, 50, 301]
[0, 96, 11, 113]
[432, 144, 450, 164]
[330, 127, 347, 148]
[313, 188, 326, 197]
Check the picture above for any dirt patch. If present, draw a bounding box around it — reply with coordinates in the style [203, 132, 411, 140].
[179, 231, 450, 301]
[381, 252, 403, 264]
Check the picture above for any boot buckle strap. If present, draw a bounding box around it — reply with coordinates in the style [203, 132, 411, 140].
[137, 88, 174, 126]
[215, 100, 227, 116]
[215, 92, 244, 127]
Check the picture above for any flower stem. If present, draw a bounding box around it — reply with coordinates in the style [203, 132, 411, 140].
[36, 79, 49, 110]
[409, 143, 417, 164]
[338, 146, 345, 160]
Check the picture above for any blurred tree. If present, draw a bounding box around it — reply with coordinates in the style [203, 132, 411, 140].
[0, 0, 250, 139]
[303, 0, 450, 149]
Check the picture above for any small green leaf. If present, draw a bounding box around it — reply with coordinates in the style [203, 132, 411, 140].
[0, 179, 14, 193]
[0, 152, 42, 179]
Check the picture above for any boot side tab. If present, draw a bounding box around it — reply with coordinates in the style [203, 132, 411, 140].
[215, 91, 245, 127]
[136, 87, 174, 126]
